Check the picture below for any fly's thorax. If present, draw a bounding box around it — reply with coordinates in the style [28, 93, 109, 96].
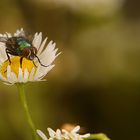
[15, 37, 32, 57]
[16, 37, 31, 50]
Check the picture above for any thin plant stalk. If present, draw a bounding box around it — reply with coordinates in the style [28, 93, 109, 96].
[85, 133, 110, 140]
[17, 83, 38, 140]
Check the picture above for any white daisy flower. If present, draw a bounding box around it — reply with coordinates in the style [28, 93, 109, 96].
[37, 125, 90, 140]
[0, 28, 60, 85]
[62, 126, 90, 140]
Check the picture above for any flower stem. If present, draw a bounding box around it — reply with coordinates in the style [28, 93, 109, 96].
[16, 83, 38, 140]
[85, 133, 110, 140]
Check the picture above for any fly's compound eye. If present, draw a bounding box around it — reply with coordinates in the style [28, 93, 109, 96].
[32, 47, 37, 55]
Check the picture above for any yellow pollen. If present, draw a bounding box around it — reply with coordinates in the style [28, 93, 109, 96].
[0, 56, 36, 78]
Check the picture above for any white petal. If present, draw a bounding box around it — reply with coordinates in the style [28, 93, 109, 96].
[62, 129, 69, 134]
[0, 73, 7, 82]
[80, 133, 90, 138]
[47, 128, 56, 138]
[5, 32, 12, 37]
[41, 49, 58, 66]
[34, 32, 38, 37]
[36, 130, 48, 140]
[38, 42, 59, 66]
[29, 67, 35, 81]
[0, 45, 7, 61]
[62, 133, 69, 139]
[69, 133, 76, 140]
[71, 126, 80, 133]
[18, 68, 23, 82]
[32, 32, 42, 49]
[37, 37, 48, 55]
[3, 82, 13, 85]
[6, 65, 13, 83]
[35, 65, 55, 80]
[32, 33, 38, 45]
[56, 129, 62, 139]
[3, 34, 7, 38]
[6, 65, 17, 84]
[14, 28, 24, 37]
[40, 40, 54, 55]
[10, 72, 18, 83]
[33, 65, 41, 80]
[0, 34, 4, 37]
[0, 42, 6, 47]
[39, 41, 55, 58]
[23, 68, 29, 83]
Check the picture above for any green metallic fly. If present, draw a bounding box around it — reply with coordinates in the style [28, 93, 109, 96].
[0, 34, 48, 67]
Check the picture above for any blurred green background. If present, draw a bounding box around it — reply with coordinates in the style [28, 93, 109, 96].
[0, 0, 140, 140]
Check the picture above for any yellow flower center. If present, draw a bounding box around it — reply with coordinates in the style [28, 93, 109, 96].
[0, 56, 36, 78]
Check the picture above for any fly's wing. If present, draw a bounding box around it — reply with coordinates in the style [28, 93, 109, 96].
[0, 37, 7, 50]
[23, 29, 34, 43]
[0, 37, 8, 43]
[14, 28, 25, 37]
[16, 29, 33, 44]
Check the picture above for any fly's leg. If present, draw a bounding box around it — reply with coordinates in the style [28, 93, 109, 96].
[35, 55, 49, 67]
[20, 57, 23, 68]
[6, 48, 11, 64]
[33, 61, 37, 68]
[4, 48, 11, 73]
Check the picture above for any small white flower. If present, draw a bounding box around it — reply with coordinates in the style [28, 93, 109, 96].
[37, 126, 90, 140]
[0, 28, 60, 85]
[62, 126, 90, 140]
[37, 130, 48, 140]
